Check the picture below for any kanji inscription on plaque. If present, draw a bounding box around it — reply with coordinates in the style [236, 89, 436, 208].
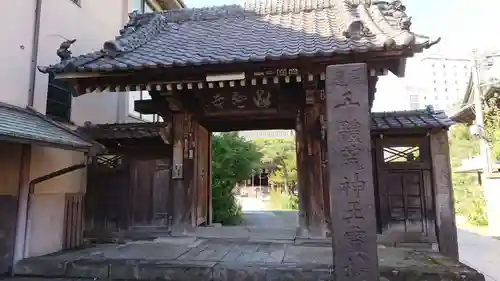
[325, 63, 379, 281]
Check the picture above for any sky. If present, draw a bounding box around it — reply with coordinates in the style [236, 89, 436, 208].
[185, 0, 500, 111]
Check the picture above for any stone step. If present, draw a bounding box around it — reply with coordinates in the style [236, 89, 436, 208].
[0, 276, 88, 281]
[12, 242, 485, 281]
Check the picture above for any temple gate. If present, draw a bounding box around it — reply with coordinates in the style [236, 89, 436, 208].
[38, 0, 461, 279]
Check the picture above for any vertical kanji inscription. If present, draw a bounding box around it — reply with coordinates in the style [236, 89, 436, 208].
[325, 63, 379, 281]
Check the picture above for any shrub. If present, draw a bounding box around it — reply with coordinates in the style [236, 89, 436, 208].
[268, 188, 299, 210]
[211, 132, 262, 225]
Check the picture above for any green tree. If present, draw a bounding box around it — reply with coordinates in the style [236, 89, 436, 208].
[253, 137, 297, 192]
[211, 132, 262, 225]
[449, 124, 487, 225]
[484, 92, 500, 161]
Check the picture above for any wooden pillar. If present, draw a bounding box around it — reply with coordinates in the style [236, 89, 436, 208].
[170, 112, 197, 235]
[319, 92, 331, 235]
[326, 63, 379, 281]
[430, 130, 459, 260]
[304, 87, 327, 237]
[296, 109, 309, 235]
[207, 132, 213, 225]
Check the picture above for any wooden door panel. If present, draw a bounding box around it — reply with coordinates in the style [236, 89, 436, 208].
[153, 163, 171, 225]
[375, 137, 436, 244]
[130, 161, 155, 226]
[380, 170, 428, 241]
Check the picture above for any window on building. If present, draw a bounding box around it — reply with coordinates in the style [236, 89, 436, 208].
[410, 103, 420, 110]
[128, 90, 162, 122]
[409, 95, 419, 103]
[144, 2, 154, 12]
[46, 72, 73, 122]
[129, 0, 156, 13]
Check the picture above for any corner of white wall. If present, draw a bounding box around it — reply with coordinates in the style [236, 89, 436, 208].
[26, 193, 65, 258]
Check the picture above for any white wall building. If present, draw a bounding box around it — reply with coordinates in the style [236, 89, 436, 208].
[239, 130, 295, 140]
[0, 0, 182, 274]
[406, 55, 470, 111]
[373, 55, 471, 113]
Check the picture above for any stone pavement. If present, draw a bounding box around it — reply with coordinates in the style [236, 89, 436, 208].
[458, 228, 500, 281]
[13, 238, 484, 281]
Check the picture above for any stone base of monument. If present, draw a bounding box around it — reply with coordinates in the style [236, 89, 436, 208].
[13, 239, 484, 281]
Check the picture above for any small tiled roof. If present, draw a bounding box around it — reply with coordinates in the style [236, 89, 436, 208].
[79, 122, 169, 140]
[371, 108, 455, 131]
[41, 0, 437, 74]
[0, 102, 93, 151]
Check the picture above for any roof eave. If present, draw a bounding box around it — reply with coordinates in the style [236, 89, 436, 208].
[0, 135, 92, 152]
[450, 104, 475, 124]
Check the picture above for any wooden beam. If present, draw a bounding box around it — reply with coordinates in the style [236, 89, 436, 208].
[68, 51, 408, 96]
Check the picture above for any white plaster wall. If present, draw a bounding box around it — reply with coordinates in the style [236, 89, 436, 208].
[29, 146, 87, 195]
[24, 146, 86, 258]
[483, 175, 500, 236]
[34, 0, 129, 126]
[26, 193, 65, 257]
[2, 0, 134, 260]
[0, 1, 37, 107]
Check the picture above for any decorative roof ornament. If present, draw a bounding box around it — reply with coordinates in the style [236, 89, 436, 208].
[342, 0, 372, 39]
[389, 0, 412, 30]
[119, 11, 142, 37]
[57, 39, 76, 62]
[343, 20, 370, 39]
[344, 0, 372, 8]
[376, 0, 412, 30]
[103, 10, 166, 57]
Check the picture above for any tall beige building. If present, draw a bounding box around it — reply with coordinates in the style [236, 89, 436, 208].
[406, 55, 470, 111]
[0, 0, 183, 274]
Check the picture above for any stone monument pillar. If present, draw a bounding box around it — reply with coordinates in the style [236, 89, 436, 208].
[325, 63, 379, 281]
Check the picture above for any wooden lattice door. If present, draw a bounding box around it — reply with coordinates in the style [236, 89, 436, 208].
[375, 137, 436, 243]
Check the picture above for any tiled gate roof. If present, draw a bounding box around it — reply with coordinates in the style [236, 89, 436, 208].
[371, 108, 455, 131]
[40, 0, 437, 74]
